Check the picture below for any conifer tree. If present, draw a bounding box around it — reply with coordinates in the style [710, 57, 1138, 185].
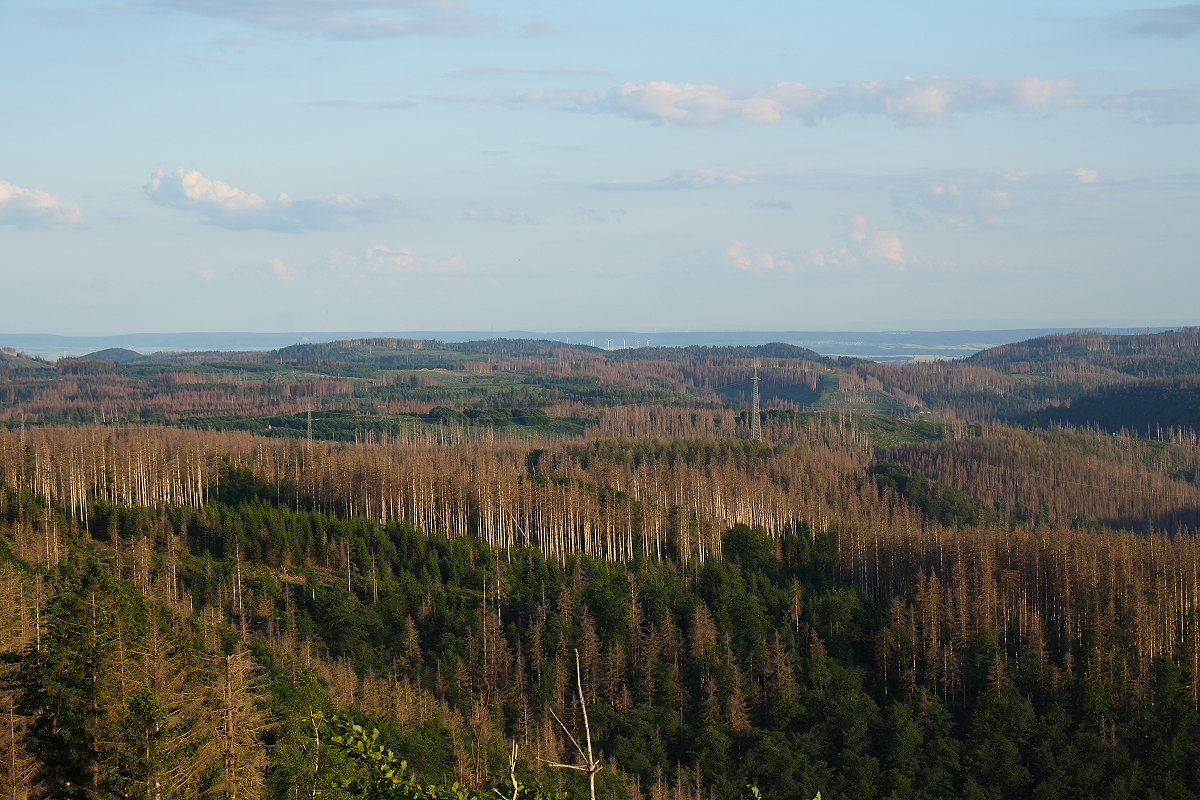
[14, 559, 127, 800]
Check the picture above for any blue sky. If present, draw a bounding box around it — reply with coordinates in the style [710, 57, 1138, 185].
[2, 0, 1198, 333]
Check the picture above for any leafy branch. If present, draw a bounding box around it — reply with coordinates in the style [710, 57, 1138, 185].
[320, 714, 563, 800]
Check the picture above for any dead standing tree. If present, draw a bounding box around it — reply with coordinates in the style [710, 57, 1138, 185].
[540, 649, 602, 800]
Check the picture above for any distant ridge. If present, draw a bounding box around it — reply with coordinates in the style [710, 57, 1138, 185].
[1, 327, 1186, 362]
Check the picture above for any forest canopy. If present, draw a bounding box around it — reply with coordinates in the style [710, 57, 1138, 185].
[1, 329, 1199, 799]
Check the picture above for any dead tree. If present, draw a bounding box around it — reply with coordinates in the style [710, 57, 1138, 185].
[540, 649, 602, 800]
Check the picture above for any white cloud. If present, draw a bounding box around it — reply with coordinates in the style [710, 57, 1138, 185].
[145, 168, 414, 232]
[606, 75, 1080, 126]
[0, 180, 83, 227]
[883, 84, 951, 123]
[155, 0, 492, 40]
[148, 168, 268, 214]
[853, 214, 915, 268]
[853, 229, 913, 268]
[1012, 76, 1079, 110]
[611, 81, 784, 125]
[324, 245, 466, 275]
[725, 241, 794, 273]
[1072, 167, 1101, 184]
[424, 73, 1200, 128]
[806, 215, 917, 271]
[267, 258, 299, 281]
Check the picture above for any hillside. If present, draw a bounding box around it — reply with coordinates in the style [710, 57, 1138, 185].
[967, 327, 1200, 376]
[2, 328, 1200, 798]
[4, 329, 1200, 439]
[1025, 375, 1200, 436]
[0, 348, 54, 375]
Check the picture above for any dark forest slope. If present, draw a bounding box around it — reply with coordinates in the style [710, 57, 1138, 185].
[968, 327, 1200, 377]
[1025, 375, 1200, 436]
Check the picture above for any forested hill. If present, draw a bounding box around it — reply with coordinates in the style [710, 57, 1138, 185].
[80, 347, 144, 363]
[958, 328, 1200, 435]
[967, 327, 1200, 376]
[272, 338, 831, 366]
[3, 328, 1200, 442]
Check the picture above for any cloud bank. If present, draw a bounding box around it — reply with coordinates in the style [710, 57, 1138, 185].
[414, 74, 1199, 126]
[145, 168, 414, 232]
[421, 75, 1079, 126]
[609, 76, 1096, 125]
[0, 180, 83, 227]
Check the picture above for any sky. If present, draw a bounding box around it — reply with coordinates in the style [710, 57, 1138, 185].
[1, 0, 1198, 334]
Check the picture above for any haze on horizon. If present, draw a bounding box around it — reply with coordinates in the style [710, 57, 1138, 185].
[1, 0, 1198, 334]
